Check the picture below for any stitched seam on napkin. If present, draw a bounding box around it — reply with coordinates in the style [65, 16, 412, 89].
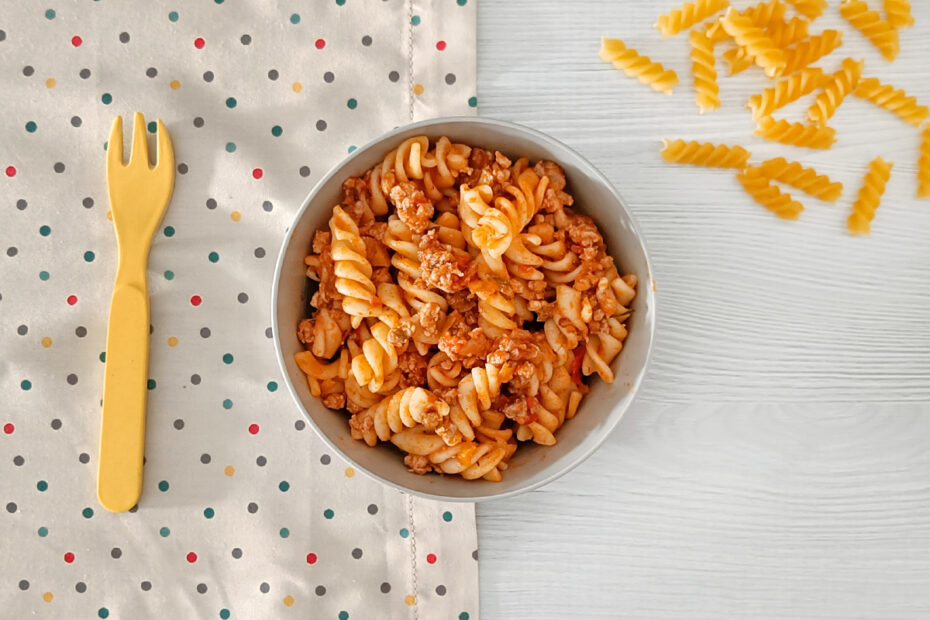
[406, 493, 420, 620]
[406, 0, 414, 121]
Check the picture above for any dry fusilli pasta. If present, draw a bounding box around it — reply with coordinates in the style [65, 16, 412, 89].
[784, 0, 826, 19]
[660, 138, 751, 168]
[655, 0, 730, 37]
[754, 116, 837, 149]
[848, 157, 893, 235]
[746, 67, 825, 121]
[780, 30, 843, 75]
[757, 157, 844, 202]
[919, 126, 930, 199]
[807, 57, 864, 127]
[884, 0, 914, 29]
[599, 37, 679, 95]
[839, 0, 899, 61]
[853, 77, 930, 127]
[720, 6, 786, 77]
[737, 166, 805, 219]
[689, 30, 720, 113]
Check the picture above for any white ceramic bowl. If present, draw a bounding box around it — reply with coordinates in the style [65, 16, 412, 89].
[273, 116, 655, 502]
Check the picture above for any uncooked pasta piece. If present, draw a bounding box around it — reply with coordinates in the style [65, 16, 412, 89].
[884, 0, 914, 29]
[754, 117, 836, 149]
[746, 67, 824, 121]
[655, 0, 730, 37]
[807, 58, 864, 127]
[599, 37, 679, 95]
[757, 157, 843, 201]
[848, 157, 893, 235]
[737, 166, 805, 219]
[689, 30, 720, 113]
[839, 0, 899, 61]
[720, 6, 786, 77]
[784, 0, 827, 19]
[660, 139, 751, 168]
[853, 77, 930, 127]
[917, 126, 930, 199]
[780, 30, 843, 75]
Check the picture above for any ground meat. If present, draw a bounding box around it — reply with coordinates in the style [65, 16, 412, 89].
[487, 330, 540, 367]
[397, 350, 429, 389]
[417, 229, 475, 294]
[438, 325, 492, 365]
[498, 394, 536, 426]
[312, 231, 331, 255]
[296, 319, 314, 345]
[322, 392, 346, 410]
[404, 454, 432, 475]
[416, 302, 445, 338]
[534, 161, 575, 213]
[342, 176, 376, 232]
[462, 148, 512, 191]
[529, 299, 555, 322]
[349, 412, 372, 435]
[389, 182, 434, 234]
[511, 277, 549, 302]
[371, 266, 393, 285]
[446, 289, 478, 316]
[364, 236, 391, 268]
[507, 361, 537, 396]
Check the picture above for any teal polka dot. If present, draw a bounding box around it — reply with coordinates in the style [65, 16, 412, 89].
[147, 121, 157, 133]
[38, 526, 48, 537]
[411, 15, 421, 26]
[25, 121, 37, 133]
[45, 9, 56, 19]
[163, 225, 175, 237]
[98, 608, 110, 619]
[99, 351, 106, 363]
[347, 145, 357, 153]
[222, 398, 233, 410]
[266, 381, 278, 392]
[222, 353, 233, 364]
[346, 98, 357, 109]
[339, 612, 349, 620]
[279, 481, 290, 492]
[225, 142, 236, 153]
[104, 141, 108, 150]
[458, 0, 467, 5]
[102, 93, 113, 105]
[204, 507, 215, 519]
[336, 0, 346, 4]
[271, 125, 283, 137]
[279, 527, 289, 538]
[168, 10, 179, 22]
[399, 528, 409, 538]
[225, 97, 237, 109]
[164, 270, 174, 280]
[459, 614, 469, 620]
[82, 507, 94, 519]
[158, 480, 169, 492]
[215, 0, 224, 3]
[39, 271, 49, 281]
[147, 379, 157, 390]
[159, 526, 170, 537]
[468, 96, 478, 108]
[219, 610, 230, 620]
[39, 225, 51, 236]
[84, 251, 95, 262]
[36, 480, 48, 492]
[209, 251, 220, 263]
[20, 380, 31, 391]
[442, 511, 453, 522]
[323, 508, 334, 519]
[290, 13, 301, 24]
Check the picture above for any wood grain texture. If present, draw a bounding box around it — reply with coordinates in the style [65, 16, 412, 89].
[476, 1, 930, 618]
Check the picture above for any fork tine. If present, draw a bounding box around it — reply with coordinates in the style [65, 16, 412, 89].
[154, 119, 175, 172]
[128, 112, 150, 167]
[107, 115, 124, 169]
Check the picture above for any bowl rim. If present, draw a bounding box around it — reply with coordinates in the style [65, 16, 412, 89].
[272, 115, 656, 502]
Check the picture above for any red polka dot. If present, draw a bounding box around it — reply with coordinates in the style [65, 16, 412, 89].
[252, 168, 263, 179]
[436, 40, 447, 51]
[315, 38, 326, 49]
[5, 166, 16, 177]
[194, 37, 205, 49]
[186, 552, 197, 563]
[63, 552, 75, 563]
[66, 295, 78, 306]
[71, 35, 83, 47]
[3, 423, 14, 434]
[426, 553, 437, 564]
[248, 423, 260, 435]
[306, 552, 318, 564]
[190, 295, 202, 306]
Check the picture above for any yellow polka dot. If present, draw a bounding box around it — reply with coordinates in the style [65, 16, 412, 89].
[106, 210, 113, 221]
[230, 211, 241, 222]
[292, 82, 303, 93]
[344, 467, 355, 478]
[41, 337, 52, 348]
[169, 79, 181, 90]
[405, 595, 416, 606]
[45, 77, 56, 89]
[224, 465, 235, 476]
[283, 595, 295, 607]
[413, 83, 424, 96]
[43, 592, 54, 603]
[167, 336, 178, 347]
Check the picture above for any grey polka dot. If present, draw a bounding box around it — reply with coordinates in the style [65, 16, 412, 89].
[193, 116, 204, 128]
[265, 327, 273, 339]
[262, 200, 273, 212]
[79, 452, 90, 464]
[6, 502, 17, 513]
[319, 453, 330, 464]
[75, 325, 87, 337]
[388, 70, 400, 82]
[53, 162, 65, 173]
[254, 247, 266, 258]
[111, 547, 122, 559]
[191, 374, 201, 385]
[200, 453, 211, 464]
[200, 327, 211, 338]
[17, 324, 27, 335]
[367, 503, 378, 515]
[237, 292, 249, 303]
[119, 32, 130, 43]
[315, 585, 326, 596]
[196, 583, 207, 594]
[241, 34, 252, 45]
[79, 68, 91, 79]
[71, 116, 82, 127]
[149, 324, 154, 335]
[83, 197, 94, 208]
[177, 163, 188, 174]
[140, 581, 151, 591]
[323, 71, 335, 83]
[436, 585, 447, 596]
[259, 582, 270, 593]
[472, 549, 478, 560]
[19, 580, 29, 591]
[315, 120, 327, 131]
[247, 502, 258, 514]
[13, 455, 25, 466]
[255, 455, 266, 466]
[268, 69, 279, 81]
[67, 373, 78, 385]
[203, 70, 214, 82]
[129, 504, 138, 513]
[231, 548, 243, 559]
[173, 419, 185, 430]
[445, 73, 456, 85]
[299, 165, 311, 177]
[50, 418, 62, 430]
[146, 67, 158, 78]
[76, 581, 87, 593]
[0, 30, 4, 42]
[23, 65, 34, 77]
[361, 35, 372, 46]
[16, 199, 27, 210]
[7, 247, 18, 257]
[351, 548, 363, 559]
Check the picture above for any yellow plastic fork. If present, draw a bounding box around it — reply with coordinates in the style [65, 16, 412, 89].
[98, 113, 175, 512]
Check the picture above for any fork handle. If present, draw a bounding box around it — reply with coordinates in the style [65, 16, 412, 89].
[98, 273, 150, 512]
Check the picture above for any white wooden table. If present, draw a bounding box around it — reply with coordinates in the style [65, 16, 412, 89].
[476, 2, 930, 618]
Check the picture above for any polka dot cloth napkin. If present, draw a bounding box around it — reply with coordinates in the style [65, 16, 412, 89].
[0, 1, 478, 618]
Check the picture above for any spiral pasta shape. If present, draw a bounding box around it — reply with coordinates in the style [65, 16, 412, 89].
[746, 67, 824, 121]
[848, 157, 893, 236]
[853, 77, 930, 127]
[839, 0, 899, 61]
[754, 117, 836, 150]
[457, 364, 515, 428]
[724, 16, 811, 76]
[756, 157, 843, 202]
[330, 205, 379, 327]
[660, 139, 751, 168]
[294, 349, 350, 406]
[599, 37, 679, 95]
[919, 126, 930, 200]
[780, 30, 843, 75]
[689, 30, 720, 114]
[350, 322, 400, 393]
[582, 316, 630, 383]
[807, 58, 863, 127]
[351, 387, 452, 447]
[737, 167, 805, 220]
[884, 0, 914, 30]
[468, 275, 519, 338]
[395, 430, 514, 480]
[376, 135, 429, 193]
[784, 0, 826, 19]
[742, 0, 787, 26]
[720, 7, 786, 77]
[654, 0, 730, 37]
[420, 136, 472, 201]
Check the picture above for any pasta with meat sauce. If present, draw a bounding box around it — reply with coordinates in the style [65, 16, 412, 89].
[295, 136, 638, 481]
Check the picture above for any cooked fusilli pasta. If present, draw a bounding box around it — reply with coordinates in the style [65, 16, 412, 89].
[848, 157, 893, 235]
[807, 58, 864, 127]
[884, 0, 914, 30]
[784, 0, 826, 19]
[756, 157, 843, 202]
[780, 30, 843, 75]
[746, 67, 825, 121]
[655, 0, 730, 37]
[853, 77, 930, 127]
[754, 116, 837, 149]
[737, 166, 805, 219]
[919, 126, 930, 199]
[330, 205, 379, 327]
[720, 7, 786, 77]
[599, 37, 679, 95]
[660, 138, 752, 168]
[839, 0, 899, 61]
[690, 30, 720, 113]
